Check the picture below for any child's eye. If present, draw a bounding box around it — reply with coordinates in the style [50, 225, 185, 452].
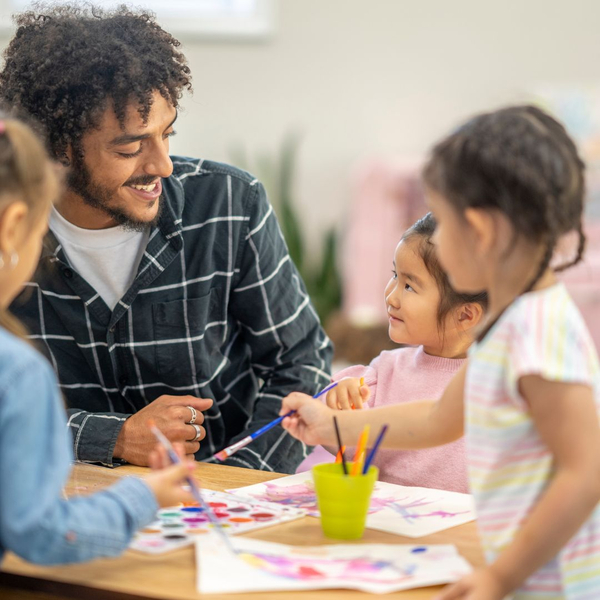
[164, 129, 177, 140]
[391, 269, 397, 279]
[404, 283, 415, 292]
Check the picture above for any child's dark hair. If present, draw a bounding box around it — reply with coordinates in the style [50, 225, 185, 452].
[423, 105, 586, 295]
[402, 213, 488, 334]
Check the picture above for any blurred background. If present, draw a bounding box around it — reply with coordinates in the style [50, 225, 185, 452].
[2, 0, 599, 358]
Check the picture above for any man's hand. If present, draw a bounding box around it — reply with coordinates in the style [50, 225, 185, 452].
[113, 395, 213, 466]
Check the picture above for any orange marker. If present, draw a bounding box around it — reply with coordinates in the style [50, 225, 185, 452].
[352, 377, 366, 410]
[351, 425, 370, 476]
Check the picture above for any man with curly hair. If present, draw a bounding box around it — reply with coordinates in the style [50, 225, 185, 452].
[2, 4, 332, 472]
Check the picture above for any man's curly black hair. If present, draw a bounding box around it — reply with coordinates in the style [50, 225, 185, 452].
[0, 2, 192, 162]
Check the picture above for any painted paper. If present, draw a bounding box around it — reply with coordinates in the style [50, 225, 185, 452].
[229, 472, 475, 537]
[196, 534, 473, 594]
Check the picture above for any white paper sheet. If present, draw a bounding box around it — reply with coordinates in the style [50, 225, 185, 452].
[196, 534, 473, 594]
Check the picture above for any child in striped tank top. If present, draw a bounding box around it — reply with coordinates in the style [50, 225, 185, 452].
[280, 105, 600, 600]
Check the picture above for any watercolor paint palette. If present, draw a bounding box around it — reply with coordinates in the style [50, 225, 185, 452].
[130, 490, 306, 554]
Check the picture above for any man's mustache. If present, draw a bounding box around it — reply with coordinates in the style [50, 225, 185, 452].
[123, 176, 160, 186]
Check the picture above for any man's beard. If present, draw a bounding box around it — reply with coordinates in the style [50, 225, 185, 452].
[68, 154, 162, 233]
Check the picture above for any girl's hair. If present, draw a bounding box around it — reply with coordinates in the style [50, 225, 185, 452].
[0, 113, 59, 338]
[402, 212, 488, 335]
[423, 105, 586, 295]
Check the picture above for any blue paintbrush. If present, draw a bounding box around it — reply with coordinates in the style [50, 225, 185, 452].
[362, 425, 388, 474]
[212, 381, 340, 462]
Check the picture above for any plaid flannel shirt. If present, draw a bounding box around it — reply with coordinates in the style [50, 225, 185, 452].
[12, 157, 332, 473]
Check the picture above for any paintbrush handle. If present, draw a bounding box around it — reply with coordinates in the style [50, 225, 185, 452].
[216, 435, 253, 459]
[212, 382, 338, 462]
[213, 410, 296, 460]
[313, 381, 338, 399]
[250, 410, 294, 439]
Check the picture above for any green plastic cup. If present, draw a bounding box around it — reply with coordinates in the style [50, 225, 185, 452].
[312, 462, 378, 540]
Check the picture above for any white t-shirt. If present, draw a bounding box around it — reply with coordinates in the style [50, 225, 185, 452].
[49, 207, 150, 310]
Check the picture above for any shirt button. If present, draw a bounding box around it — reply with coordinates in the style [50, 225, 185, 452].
[62, 268, 73, 279]
[109, 326, 115, 334]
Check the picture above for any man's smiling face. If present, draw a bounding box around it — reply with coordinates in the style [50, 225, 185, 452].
[67, 90, 177, 231]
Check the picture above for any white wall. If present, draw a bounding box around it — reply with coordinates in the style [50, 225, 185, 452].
[169, 0, 600, 255]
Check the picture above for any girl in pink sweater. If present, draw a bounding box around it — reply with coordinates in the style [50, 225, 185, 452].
[297, 213, 487, 492]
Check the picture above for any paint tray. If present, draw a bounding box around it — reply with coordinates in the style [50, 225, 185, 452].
[130, 489, 306, 554]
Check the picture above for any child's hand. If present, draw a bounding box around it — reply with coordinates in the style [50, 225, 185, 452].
[144, 442, 196, 507]
[326, 377, 370, 410]
[434, 569, 508, 600]
[280, 392, 336, 446]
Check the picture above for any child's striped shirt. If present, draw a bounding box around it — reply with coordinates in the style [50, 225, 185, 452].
[466, 283, 600, 599]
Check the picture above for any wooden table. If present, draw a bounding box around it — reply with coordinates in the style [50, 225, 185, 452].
[0, 462, 484, 599]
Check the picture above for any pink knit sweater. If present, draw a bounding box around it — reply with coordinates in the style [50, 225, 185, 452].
[296, 346, 469, 493]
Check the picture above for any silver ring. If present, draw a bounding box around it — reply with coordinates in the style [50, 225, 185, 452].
[187, 405, 197, 424]
[190, 423, 203, 442]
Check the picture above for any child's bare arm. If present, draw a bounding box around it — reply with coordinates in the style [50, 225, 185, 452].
[438, 377, 600, 600]
[282, 363, 466, 449]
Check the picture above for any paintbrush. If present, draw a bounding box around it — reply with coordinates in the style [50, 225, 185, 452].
[333, 415, 348, 475]
[362, 424, 388, 474]
[147, 419, 236, 554]
[212, 381, 340, 462]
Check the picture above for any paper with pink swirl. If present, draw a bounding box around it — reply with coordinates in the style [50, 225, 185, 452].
[229, 472, 475, 537]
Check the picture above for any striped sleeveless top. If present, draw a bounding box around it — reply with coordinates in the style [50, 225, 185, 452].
[466, 283, 600, 599]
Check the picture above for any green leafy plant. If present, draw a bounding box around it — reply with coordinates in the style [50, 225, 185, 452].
[231, 133, 342, 325]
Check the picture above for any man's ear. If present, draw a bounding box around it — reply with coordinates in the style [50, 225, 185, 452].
[455, 301, 484, 332]
[0, 200, 29, 255]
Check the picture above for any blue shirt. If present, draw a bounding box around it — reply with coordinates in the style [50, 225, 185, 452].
[0, 327, 157, 565]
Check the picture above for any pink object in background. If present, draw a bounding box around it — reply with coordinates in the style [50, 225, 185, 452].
[557, 221, 600, 350]
[342, 158, 426, 326]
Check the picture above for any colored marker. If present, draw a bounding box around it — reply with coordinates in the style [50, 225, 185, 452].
[351, 425, 370, 476]
[362, 424, 388, 474]
[212, 381, 340, 462]
[147, 420, 236, 554]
